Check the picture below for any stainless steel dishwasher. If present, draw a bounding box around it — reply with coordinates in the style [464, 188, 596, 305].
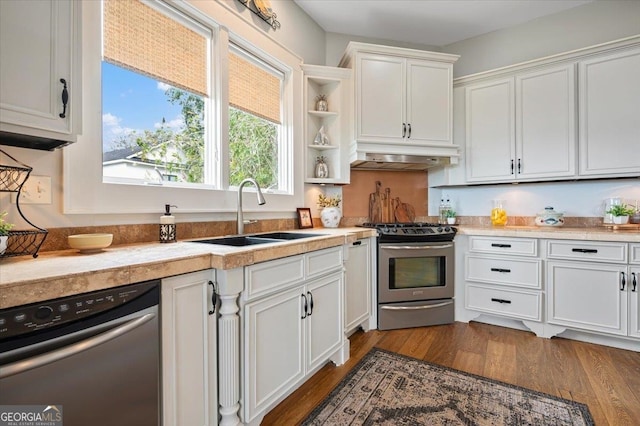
[0, 279, 161, 426]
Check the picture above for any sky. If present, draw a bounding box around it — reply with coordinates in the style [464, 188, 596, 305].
[101, 62, 184, 151]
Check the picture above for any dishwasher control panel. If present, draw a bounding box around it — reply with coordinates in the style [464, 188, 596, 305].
[0, 280, 158, 341]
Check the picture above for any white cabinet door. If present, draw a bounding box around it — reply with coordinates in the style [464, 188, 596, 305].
[357, 53, 405, 142]
[0, 0, 80, 139]
[306, 272, 343, 371]
[629, 267, 640, 339]
[465, 78, 515, 182]
[406, 59, 452, 144]
[162, 270, 217, 426]
[516, 64, 576, 179]
[244, 286, 305, 423]
[547, 261, 627, 336]
[579, 47, 640, 176]
[345, 239, 371, 333]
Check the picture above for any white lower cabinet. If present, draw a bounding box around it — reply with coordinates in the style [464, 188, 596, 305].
[464, 236, 542, 327]
[344, 238, 374, 334]
[242, 247, 346, 424]
[546, 240, 639, 343]
[161, 270, 217, 426]
[547, 261, 628, 336]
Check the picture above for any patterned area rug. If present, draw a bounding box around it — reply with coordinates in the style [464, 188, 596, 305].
[302, 348, 594, 425]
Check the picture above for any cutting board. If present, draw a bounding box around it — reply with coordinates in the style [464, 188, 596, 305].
[369, 181, 415, 223]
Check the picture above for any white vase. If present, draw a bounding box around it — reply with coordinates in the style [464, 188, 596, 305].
[447, 217, 456, 225]
[320, 207, 342, 228]
[0, 235, 8, 256]
[613, 215, 629, 224]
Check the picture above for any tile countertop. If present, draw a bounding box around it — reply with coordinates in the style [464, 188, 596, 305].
[456, 225, 640, 242]
[0, 228, 376, 309]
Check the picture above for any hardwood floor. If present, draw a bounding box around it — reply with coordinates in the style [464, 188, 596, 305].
[262, 322, 640, 425]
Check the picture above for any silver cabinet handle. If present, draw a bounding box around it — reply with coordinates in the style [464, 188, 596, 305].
[0, 313, 156, 379]
[380, 301, 453, 311]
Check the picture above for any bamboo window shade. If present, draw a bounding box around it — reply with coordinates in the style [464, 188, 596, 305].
[229, 52, 281, 124]
[103, 0, 208, 97]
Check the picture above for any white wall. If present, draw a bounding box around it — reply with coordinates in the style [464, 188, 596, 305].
[217, 0, 326, 65]
[432, 180, 640, 219]
[444, 0, 640, 78]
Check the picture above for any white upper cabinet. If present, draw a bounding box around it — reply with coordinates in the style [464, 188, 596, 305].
[0, 0, 81, 146]
[516, 65, 576, 180]
[465, 78, 515, 182]
[354, 52, 455, 145]
[340, 42, 459, 160]
[357, 53, 405, 142]
[578, 46, 640, 177]
[465, 64, 576, 183]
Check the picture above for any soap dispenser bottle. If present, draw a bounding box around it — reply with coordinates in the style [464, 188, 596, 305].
[160, 204, 177, 243]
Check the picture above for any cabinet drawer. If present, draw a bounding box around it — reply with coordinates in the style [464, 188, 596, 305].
[465, 284, 541, 321]
[469, 236, 537, 256]
[306, 246, 343, 279]
[631, 244, 640, 264]
[245, 255, 305, 300]
[465, 255, 541, 289]
[546, 240, 627, 263]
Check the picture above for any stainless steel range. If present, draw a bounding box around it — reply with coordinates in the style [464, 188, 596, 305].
[359, 222, 457, 330]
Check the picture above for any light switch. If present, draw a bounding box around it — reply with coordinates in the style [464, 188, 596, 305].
[11, 175, 52, 205]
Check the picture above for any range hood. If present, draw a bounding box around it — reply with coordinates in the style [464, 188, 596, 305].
[351, 153, 451, 171]
[0, 130, 72, 151]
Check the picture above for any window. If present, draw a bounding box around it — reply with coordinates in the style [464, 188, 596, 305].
[228, 45, 284, 191]
[65, 0, 303, 215]
[101, 0, 210, 185]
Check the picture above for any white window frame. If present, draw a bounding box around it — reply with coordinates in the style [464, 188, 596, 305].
[64, 0, 303, 218]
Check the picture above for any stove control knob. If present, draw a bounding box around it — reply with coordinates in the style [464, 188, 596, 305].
[35, 306, 53, 320]
[392, 228, 398, 233]
[437, 227, 443, 233]
[444, 227, 451, 232]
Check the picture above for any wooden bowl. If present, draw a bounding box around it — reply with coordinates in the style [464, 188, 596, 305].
[68, 233, 113, 253]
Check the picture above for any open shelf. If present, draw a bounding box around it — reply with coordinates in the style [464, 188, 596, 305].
[302, 65, 352, 184]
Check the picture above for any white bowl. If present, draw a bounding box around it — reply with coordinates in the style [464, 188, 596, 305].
[68, 233, 113, 253]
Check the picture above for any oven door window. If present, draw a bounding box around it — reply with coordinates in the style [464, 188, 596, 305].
[389, 257, 445, 289]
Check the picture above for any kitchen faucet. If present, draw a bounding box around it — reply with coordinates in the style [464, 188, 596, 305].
[237, 178, 266, 234]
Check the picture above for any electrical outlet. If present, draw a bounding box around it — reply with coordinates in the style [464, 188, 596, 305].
[11, 175, 52, 205]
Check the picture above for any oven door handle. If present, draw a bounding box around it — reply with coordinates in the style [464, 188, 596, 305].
[0, 312, 156, 379]
[380, 300, 453, 311]
[382, 244, 453, 250]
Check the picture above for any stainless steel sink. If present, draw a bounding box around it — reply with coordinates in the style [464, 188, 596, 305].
[256, 232, 323, 240]
[191, 236, 283, 247]
[189, 232, 323, 247]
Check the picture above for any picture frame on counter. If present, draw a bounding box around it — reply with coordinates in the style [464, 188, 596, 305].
[297, 208, 313, 229]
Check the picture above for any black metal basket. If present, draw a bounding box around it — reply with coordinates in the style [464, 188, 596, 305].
[0, 149, 48, 258]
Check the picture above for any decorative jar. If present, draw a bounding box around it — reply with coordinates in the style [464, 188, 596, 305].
[490, 200, 507, 226]
[315, 95, 328, 112]
[320, 207, 342, 228]
[535, 206, 565, 227]
[314, 156, 329, 178]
